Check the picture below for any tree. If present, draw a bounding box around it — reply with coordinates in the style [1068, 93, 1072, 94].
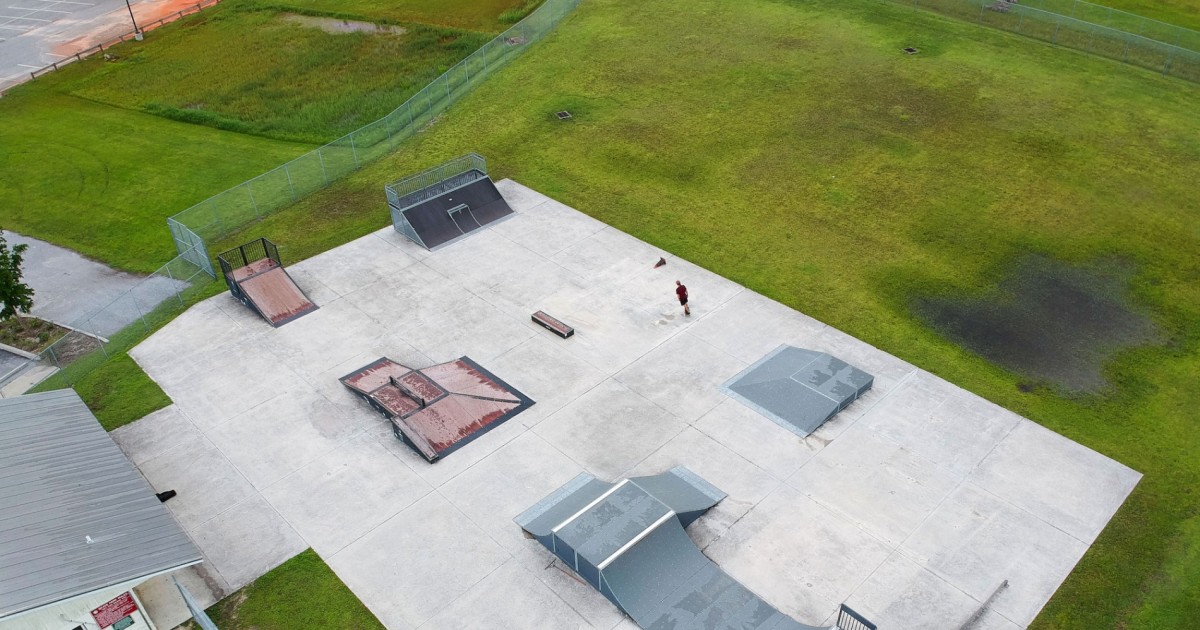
[0, 231, 34, 320]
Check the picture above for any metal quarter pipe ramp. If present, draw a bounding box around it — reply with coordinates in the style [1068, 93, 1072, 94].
[217, 238, 318, 327]
[385, 154, 515, 250]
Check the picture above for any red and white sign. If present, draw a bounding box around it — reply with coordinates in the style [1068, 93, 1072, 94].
[91, 591, 138, 628]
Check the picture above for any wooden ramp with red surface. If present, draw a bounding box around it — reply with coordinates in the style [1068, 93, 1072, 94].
[340, 356, 534, 462]
[218, 238, 318, 328]
[235, 263, 318, 327]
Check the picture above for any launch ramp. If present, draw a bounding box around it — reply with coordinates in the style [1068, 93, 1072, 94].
[217, 238, 318, 327]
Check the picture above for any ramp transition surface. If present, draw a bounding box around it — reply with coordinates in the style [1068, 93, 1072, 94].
[238, 266, 318, 327]
[217, 238, 318, 327]
[516, 467, 831, 630]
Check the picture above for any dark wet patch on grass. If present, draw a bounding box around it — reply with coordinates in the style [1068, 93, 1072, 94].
[914, 255, 1160, 393]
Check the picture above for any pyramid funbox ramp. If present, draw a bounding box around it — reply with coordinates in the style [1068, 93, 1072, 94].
[722, 346, 873, 437]
[341, 356, 533, 462]
[516, 467, 842, 630]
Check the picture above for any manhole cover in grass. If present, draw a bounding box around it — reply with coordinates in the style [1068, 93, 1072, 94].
[913, 255, 1160, 394]
[903, 47, 920, 54]
[555, 111, 573, 120]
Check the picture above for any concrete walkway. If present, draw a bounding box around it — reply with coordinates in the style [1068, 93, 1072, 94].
[115, 180, 1140, 630]
[3, 231, 185, 337]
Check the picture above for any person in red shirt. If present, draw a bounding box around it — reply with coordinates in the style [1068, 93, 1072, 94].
[675, 280, 690, 316]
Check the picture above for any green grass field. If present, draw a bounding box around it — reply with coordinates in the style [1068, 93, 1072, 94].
[1082, 0, 1200, 30]
[62, 5, 492, 143]
[182, 549, 385, 630]
[212, 0, 1200, 626]
[0, 86, 308, 272]
[242, 0, 541, 30]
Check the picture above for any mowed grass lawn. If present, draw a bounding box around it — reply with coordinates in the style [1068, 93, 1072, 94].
[0, 86, 307, 272]
[221, 0, 1200, 626]
[242, 0, 543, 30]
[0, 0, 534, 271]
[182, 549, 385, 630]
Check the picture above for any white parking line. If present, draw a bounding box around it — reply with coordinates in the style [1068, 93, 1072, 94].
[16, 63, 42, 68]
[0, 23, 30, 29]
[0, 15, 50, 20]
[9, 6, 71, 12]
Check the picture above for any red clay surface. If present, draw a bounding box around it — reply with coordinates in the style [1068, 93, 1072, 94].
[52, 0, 218, 57]
[52, 0, 218, 59]
[341, 357, 531, 461]
[238, 267, 316, 326]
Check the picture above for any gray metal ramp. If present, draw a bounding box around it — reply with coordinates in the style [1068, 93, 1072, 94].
[722, 345, 874, 437]
[516, 467, 835, 630]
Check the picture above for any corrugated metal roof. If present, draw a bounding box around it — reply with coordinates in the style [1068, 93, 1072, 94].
[0, 389, 201, 619]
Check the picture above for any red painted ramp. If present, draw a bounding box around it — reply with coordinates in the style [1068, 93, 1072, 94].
[238, 267, 317, 326]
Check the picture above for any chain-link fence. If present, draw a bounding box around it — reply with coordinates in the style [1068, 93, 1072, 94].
[903, 0, 1200, 82]
[167, 0, 584, 268]
[0, 247, 214, 393]
[1, 0, 583, 398]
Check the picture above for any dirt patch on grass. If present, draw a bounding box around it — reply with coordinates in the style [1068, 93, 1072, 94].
[48, 331, 103, 365]
[914, 255, 1160, 393]
[282, 14, 406, 35]
[0, 316, 68, 353]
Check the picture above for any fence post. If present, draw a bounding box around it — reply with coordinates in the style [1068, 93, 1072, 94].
[132, 292, 149, 329]
[285, 164, 297, 201]
[164, 264, 186, 307]
[318, 149, 329, 185]
[247, 184, 261, 217]
[89, 319, 110, 358]
[350, 134, 359, 167]
[47, 345, 65, 385]
[208, 203, 225, 238]
[1053, 21, 1061, 44]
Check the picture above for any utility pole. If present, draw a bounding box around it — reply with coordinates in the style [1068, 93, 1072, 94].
[124, 0, 143, 40]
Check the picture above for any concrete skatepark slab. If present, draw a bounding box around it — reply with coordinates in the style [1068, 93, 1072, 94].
[119, 179, 1140, 629]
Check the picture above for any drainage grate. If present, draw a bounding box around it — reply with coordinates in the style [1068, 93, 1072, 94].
[903, 47, 920, 54]
[555, 111, 573, 120]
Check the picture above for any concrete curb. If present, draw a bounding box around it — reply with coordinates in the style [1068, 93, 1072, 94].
[0, 341, 38, 360]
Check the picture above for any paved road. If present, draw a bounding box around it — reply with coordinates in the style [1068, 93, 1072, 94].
[0, 0, 193, 92]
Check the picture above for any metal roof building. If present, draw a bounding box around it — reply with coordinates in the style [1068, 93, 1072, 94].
[0, 390, 201, 629]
